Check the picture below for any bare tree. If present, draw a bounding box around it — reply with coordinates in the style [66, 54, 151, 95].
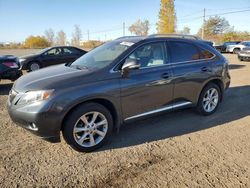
[129, 19, 150, 36]
[71, 25, 82, 46]
[179, 26, 191, 35]
[56, 30, 67, 45]
[44, 28, 55, 45]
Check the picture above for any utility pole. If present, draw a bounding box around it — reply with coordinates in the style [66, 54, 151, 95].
[87, 30, 90, 41]
[123, 22, 125, 36]
[202, 8, 206, 39]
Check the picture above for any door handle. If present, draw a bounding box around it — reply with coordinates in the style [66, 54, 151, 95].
[201, 67, 209, 72]
[161, 73, 170, 79]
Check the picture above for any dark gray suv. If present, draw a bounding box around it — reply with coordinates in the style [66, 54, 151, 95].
[7, 35, 231, 152]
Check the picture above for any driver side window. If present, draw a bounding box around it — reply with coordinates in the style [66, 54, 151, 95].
[44, 48, 62, 56]
[126, 42, 166, 68]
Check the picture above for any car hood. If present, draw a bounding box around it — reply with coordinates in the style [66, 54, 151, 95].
[13, 64, 95, 92]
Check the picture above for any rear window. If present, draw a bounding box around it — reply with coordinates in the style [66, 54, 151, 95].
[169, 41, 200, 63]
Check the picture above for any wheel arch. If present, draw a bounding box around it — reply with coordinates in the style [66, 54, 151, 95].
[198, 78, 224, 103]
[61, 98, 120, 132]
[233, 47, 241, 53]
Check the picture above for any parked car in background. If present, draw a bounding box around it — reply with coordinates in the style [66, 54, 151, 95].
[19, 46, 87, 71]
[0, 55, 22, 82]
[238, 47, 250, 61]
[8, 34, 230, 152]
[226, 41, 250, 54]
[214, 41, 241, 53]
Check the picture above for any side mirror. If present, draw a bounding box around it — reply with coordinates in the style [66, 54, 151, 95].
[121, 58, 140, 78]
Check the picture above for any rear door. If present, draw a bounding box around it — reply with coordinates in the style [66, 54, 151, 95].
[120, 41, 174, 120]
[62, 47, 84, 63]
[168, 40, 215, 105]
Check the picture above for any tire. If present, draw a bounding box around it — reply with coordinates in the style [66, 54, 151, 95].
[62, 102, 113, 152]
[196, 83, 221, 116]
[233, 48, 240, 54]
[28, 62, 41, 72]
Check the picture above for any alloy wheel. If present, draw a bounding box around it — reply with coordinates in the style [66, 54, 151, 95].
[73, 111, 108, 147]
[202, 88, 219, 113]
[30, 63, 40, 71]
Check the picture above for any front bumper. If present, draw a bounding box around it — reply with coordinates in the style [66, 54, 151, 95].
[7, 98, 61, 143]
[238, 53, 250, 61]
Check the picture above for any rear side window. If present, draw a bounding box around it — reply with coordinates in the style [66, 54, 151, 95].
[169, 41, 200, 63]
[63, 47, 81, 54]
[199, 49, 214, 59]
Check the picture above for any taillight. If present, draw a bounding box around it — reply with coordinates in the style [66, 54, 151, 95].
[3, 62, 18, 68]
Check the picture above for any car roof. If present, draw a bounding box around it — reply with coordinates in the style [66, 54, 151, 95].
[115, 34, 211, 45]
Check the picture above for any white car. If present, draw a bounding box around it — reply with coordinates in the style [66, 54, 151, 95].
[226, 41, 250, 54]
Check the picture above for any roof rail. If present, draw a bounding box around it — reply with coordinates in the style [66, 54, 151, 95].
[116, 36, 145, 40]
[148, 34, 201, 40]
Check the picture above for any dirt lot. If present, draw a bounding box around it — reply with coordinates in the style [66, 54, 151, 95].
[0, 49, 40, 57]
[0, 53, 250, 187]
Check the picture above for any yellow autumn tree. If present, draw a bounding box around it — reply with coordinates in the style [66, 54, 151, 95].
[24, 36, 50, 48]
[157, 0, 176, 34]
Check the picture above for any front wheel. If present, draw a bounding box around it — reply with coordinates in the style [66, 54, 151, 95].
[62, 103, 113, 152]
[196, 83, 221, 116]
[233, 48, 240, 54]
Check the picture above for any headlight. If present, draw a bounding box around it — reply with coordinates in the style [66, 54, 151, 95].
[17, 90, 54, 105]
[19, 58, 26, 63]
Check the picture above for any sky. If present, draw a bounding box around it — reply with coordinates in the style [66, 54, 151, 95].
[0, 0, 250, 43]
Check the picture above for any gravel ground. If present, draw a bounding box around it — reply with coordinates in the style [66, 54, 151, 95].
[0, 53, 250, 187]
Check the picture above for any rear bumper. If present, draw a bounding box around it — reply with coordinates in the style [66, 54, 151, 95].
[0, 68, 22, 80]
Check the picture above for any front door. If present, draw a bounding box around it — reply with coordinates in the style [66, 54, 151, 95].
[42, 47, 64, 66]
[120, 42, 174, 120]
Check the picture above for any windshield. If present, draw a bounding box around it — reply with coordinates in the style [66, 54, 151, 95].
[37, 47, 51, 54]
[224, 42, 239, 46]
[70, 41, 134, 70]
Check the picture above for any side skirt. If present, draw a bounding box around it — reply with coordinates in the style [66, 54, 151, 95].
[124, 101, 192, 121]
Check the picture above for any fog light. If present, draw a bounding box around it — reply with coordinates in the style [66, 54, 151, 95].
[28, 123, 38, 131]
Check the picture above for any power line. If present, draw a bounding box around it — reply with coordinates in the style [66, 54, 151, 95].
[206, 9, 250, 17]
[178, 9, 250, 24]
[80, 9, 250, 40]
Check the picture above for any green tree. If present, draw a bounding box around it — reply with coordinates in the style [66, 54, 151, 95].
[129, 19, 150, 36]
[198, 16, 231, 38]
[157, 0, 176, 34]
[24, 36, 50, 48]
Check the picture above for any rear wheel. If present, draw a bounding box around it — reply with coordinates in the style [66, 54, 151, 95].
[196, 83, 221, 116]
[62, 103, 113, 152]
[28, 62, 40, 71]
